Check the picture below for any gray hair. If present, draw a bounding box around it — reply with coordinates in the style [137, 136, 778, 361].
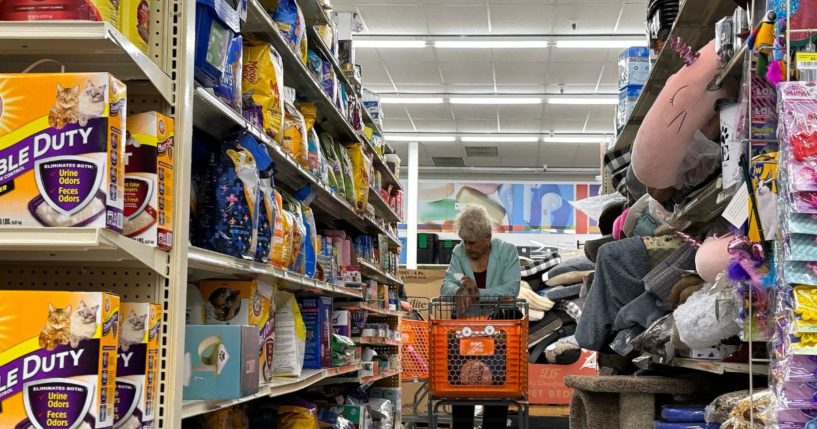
[455, 205, 493, 241]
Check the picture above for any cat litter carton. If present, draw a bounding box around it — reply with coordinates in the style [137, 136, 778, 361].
[197, 280, 275, 382]
[114, 302, 161, 429]
[183, 325, 259, 400]
[125, 112, 174, 250]
[0, 291, 120, 429]
[0, 0, 120, 25]
[119, 0, 151, 55]
[0, 73, 126, 231]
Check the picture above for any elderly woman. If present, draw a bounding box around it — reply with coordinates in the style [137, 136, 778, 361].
[440, 205, 521, 429]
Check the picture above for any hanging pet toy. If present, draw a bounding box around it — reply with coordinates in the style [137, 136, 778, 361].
[747, 11, 777, 77]
[766, 16, 788, 85]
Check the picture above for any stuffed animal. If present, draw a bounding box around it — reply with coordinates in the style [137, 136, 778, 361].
[632, 37, 730, 189]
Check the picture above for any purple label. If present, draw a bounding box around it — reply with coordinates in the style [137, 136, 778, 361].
[103, 312, 119, 338]
[113, 380, 140, 426]
[117, 344, 147, 377]
[23, 379, 93, 429]
[35, 157, 103, 216]
[0, 342, 99, 402]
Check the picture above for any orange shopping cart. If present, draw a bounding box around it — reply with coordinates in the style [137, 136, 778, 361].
[427, 296, 529, 429]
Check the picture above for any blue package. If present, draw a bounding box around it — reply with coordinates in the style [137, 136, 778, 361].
[183, 325, 260, 400]
[194, 133, 260, 259]
[660, 406, 706, 423]
[272, 0, 305, 52]
[298, 296, 333, 369]
[214, 34, 243, 111]
[239, 135, 275, 264]
[617, 85, 643, 130]
[618, 46, 650, 89]
[301, 206, 317, 277]
[653, 422, 719, 429]
[194, 0, 241, 87]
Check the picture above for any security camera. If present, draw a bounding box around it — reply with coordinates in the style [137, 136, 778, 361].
[543, 163, 549, 173]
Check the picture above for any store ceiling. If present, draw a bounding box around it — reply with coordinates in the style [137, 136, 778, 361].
[333, 0, 648, 171]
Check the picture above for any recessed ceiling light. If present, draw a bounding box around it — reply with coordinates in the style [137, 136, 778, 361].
[449, 97, 542, 105]
[461, 136, 540, 143]
[542, 136, 604, 143]
[386, 134, 457, 142]
[548, 97, 619, 105]
[434, 40, 549, 49]
[354, 40, 427, 48]
[380, 97, 444, 104]
[555, 40, 646, 49]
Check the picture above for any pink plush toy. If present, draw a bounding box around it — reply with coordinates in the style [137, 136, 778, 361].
[695, 235, 734, 282]
[632, 37, 730, 189]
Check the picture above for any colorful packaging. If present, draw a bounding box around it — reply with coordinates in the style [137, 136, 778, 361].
[270, 190, 290, 269]
[115, 302, 161, 429]
[242, 43, 285, 143]
[347, 143, 371, 212]
[283, 96, 308, 168]
[256, 177, 275, 264]
[183, 325, 260, 400]
[124, 112, 174, 250]
[272, 0, 307, 64]
[297, 296, 333, 369]
[0, 291, 120, 429]
[119, 0, 151, 55]
[214, 35, 243, 112]
[272, 291, 306, 377]
[198, 279, 276, 382]
[302, 206, 318, 278]
[0, 0, 120, 24]
[0, 73, 126, 231]
[194, 0, 241, 88]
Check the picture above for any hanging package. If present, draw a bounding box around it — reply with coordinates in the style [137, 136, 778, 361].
[194, 0, 241, 87]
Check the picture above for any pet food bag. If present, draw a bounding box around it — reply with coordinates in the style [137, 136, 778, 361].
[272, 0, 307, 64]
[242, 43, 285, 143]
[214, 35, 243, 112]
[320, 134, 341, 192]
[285, 200, 306, 273]
[198, 280, 276, 382]
[270, 190, 292, 269]
[338, 146, 356, 205]
[119, 0, 151, 54]
[0, 0, 119, 24]
[273, 291, 307, 377]
[302, 206, 318, 277]
[115, 302, 162, 429]
[194, 0, 241, 88]
[125, 112, 175, 250]
[347, 143, 371, 212]
[0, 73, 126, 232]
[256, 176, 275, 264]
[0, 291, 120, 429]
[282, 93, 308, 168]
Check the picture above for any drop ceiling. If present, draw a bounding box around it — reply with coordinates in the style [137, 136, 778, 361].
[332, 0, 649, 170]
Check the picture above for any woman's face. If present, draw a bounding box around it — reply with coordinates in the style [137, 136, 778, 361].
[462, 235, 491, 259]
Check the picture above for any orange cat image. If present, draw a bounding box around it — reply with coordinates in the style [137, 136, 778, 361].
[48, 83, 80, 129]
[38, 303, 72, 351]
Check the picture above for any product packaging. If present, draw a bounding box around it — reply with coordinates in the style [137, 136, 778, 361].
[214, 35, 244, 112]
[347, 143, 371, 212]
[186, 284, 206, 325]
[0, 291, 120, 429]
[617, 85, 643, 131]
[332, 310, 352, 336]
[272, 0, 307, 64]
[298, 296, 333, 369]
[198, 279, 276, 382]
[0, 0, 119, 24]
[716, 97, 741, 189]
[282, 89, 308, 167]
[242, 43, 285, 143]
[115, 302, 162, 429]
[125, 112, 175, 250]
[286, 200, 306, 273]
[272, 291, 306, 377]
[0, 73, 126, 231]
[194, 0, 241, 87]
[119, 0, 151, 54]
[270, 190, 292, 268]
[618, 47, 649, 89]
[183, 325, 260, 400]
[333, 405, 372, 429]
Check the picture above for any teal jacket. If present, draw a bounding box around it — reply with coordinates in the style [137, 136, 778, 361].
[441, 238, 521, 297]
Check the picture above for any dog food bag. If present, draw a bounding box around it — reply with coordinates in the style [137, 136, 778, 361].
[0, 0, 119, 24]
[114, 302, 161, 429]
[338, 146, 356, 205]
[283, 90, 308, 168]
[347, 143, 371, 212]
[0, 73, 126, 232]
[255, 176, 275, 264]
[272, 0, 307, 64]
[125, 112, 174, 250]
[285, 200, 306, 273]
[302, 205, 318, 278]
[0, 291, 120, 429]
[242, 43, 285, 144]
[270, 189, 290, 269]
[119, 0, 151, 54]
[272, 291, 306, 377]
[198, 280, 276, 382]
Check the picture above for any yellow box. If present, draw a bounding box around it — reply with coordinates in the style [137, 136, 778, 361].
[115, 302, 161, 429]
[197, 280, 275, 382]
[125, 112, 174, 250]
[0, 291, 120, 428]
[119, 0, 151, 55]
[0, 73, 126, 231]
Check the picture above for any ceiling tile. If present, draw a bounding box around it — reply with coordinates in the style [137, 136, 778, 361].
[424, 5, 490, 34]
[489, 5, 556, 34]
[544, 104, 595, 120]
[538, 142, 578, 166]
[491, 49, 549, 63]
[541, 118, 587, 133]
[617, 3, 649, 34]
[358, 62, 393, 86]
[494, 62, 547, 85]
[434, 48, 493, 64]
[547, 62, 606, 85]
[497, 119, 543, 133]
[382, 104, 410, 118]
[494, 84, 548, 93]
[551, 3, 621, 33]
[356, 5, 428, 34]
[423, 142, 465, 157]
[391, 83, 447, 92]
[411, 119, 459, 132]
[549, 47, 613, 63]
[573, 144, 603, 167]
[457, 119, 500, 133]
[374, 48, 437, 63]
[440, 62, 495, 85]
[452, 104, 500, 120]
[498, 104, 545, 121]
[403, 103, 455, 120]
[383, 118, 416, 132]
[442, 84, 497, 93]
[385, 62, 442, 85]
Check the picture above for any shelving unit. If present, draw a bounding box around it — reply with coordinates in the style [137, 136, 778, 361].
[332, 368, 402, 385]
[354, 336, 402, 346]
[657, 358, 770, 376]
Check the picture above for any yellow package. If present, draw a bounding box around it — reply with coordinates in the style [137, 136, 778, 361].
[298, 101, 316, 132]
[283, 100, 308, 168]
[119, 0, 151, 54]
[0, 291, 119, 429]
[271, 190, 293, 269]
[115, 302, 162, 428]
[287, 206, 305, 271]
[282, 210, 299, 269]
[347, 143, 371, 212]
[243, 43, 285, 144]
[0, 73, 126, 231]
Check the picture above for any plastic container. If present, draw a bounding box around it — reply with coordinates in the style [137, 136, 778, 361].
[437, 239, 461, 265]
[417, 233, 438, 264]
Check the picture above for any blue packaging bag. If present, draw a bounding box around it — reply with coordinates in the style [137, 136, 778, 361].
[195, 0, 241, 87]
[214, 34, 243, 111]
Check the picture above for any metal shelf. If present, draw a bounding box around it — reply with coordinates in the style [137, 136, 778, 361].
[372, 151, 403, 191]
[358, 259, 404, 287]
[354, 336, 401, 347]
[612, 0, 740, 150]
[341, 301, 407, 318]
[660, 358, 769, 376]
[188, 246, 365, 299]
[362, 105, 383, 134]
[0, 228, 169, 277]
[368, 187, 401, 223]
[332, 368, 401, 385]
[182, 364, 362, 419]
[0, 21, 174, 105]
[296, 0, 330, 25]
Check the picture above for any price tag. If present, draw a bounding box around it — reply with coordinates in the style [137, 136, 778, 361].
[797, 52, 817, 70]
[722, 183, 750, 228]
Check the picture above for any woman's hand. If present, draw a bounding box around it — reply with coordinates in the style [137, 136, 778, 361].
[461, 275, 477, 291]
[400, 300, 413, 313]
[455, 284, 478, 315]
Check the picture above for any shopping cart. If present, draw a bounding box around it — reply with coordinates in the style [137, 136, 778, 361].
[427, 296, 529, 429]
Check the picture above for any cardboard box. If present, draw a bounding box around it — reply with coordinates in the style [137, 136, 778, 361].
[125, 112, 174, 250]
[119, 0, 151, 54]
[332, 310, 351, 336]
[298, 296, 333, 369]
[183, 325, 260, 400]
[0, 73, 126, 231]
[115, 302, 162, 428]
[528, 351, 598, 405]
[0, 291, 120, 428]
[198, 280, 275, 382]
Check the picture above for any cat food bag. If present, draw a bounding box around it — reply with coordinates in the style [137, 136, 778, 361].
[0, 291, 119, 429]
[283, 96, 308, 168]
[125, 112, 175, 250]
[286, 201, 306, 273]
[242, 43, 285, 144]
[270, 190, 291, 269]
[347, 143, 371, 212]
[272, 0, 306, 64]
[337, 145, 356, 205]
[282, 210, 299, 271]
[255, 177, 275, 264]
[306, 50, 323, 83]
[214, 35, 243, 112]
[272, 291, 306, 377]
[193, 134, 260, 260]
[302, 206, 318, 278]
[119, 0, 151, 54]
[0, 73, 126, 231]
[198, 280, 276, 382]
[0, 0, 120, 24]
[114, 302, 161, 429]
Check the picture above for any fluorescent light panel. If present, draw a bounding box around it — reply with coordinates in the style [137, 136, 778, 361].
[386, 134, 456, 142]
[354, 40, 427, 48]
[543, 136, 604, 143]
[380, 96, 444, 104]
[434, 40, 549, 49]
[548, 97, 619, 105]
[449, 97, 542, 105]
[555, 40, 645, 48]
[461, 136, 539, 142]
